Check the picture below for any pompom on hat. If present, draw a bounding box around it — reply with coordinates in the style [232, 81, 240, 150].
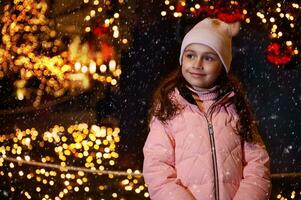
[179, 17, 240, 73]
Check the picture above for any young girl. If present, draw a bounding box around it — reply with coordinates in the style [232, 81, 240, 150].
[143, 18, 271, 200]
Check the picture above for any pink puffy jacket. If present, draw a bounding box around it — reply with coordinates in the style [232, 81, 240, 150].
[143, 87, 271, 200]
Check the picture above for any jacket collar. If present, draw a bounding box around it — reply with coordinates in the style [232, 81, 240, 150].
[175, 84, 235, 118]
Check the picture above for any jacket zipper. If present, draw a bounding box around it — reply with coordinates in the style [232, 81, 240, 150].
[205, 114, 220, 200]
[191, 92, 232, 200]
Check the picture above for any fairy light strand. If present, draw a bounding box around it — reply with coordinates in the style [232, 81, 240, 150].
[0, 156, 142, 176]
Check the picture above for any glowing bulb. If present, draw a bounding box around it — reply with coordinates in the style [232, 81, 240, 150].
[89, 62, 96, 73]
[114, 13, 119, 18]
[286, 41, 292, 46]
[100, 64, 107, 72]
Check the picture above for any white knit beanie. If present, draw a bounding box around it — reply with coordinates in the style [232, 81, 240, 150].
[179, 17, 240, 73]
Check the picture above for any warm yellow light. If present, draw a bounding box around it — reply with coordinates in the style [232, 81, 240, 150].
[161, 11, 167, 16]
[113, 30, 119, 38]
[18, 171, 24, 176]
[85, 27, 91, 32]
[292, 3, 299, 9]
[286, 41, 293, 46]
[278, 32, 283, 37]
[100, 64, 107, 72]
[109, 60, 116, 71]
[105, 19, 110, 25]
[89, 62, 96, 73]
[114, 13, 119, 18]
[174, 12, 180, 17]
[90, 10, 96, 17]
[93, 0, 99, 5]
[81, 65, 88, 73]
[122, 38, 128, 44]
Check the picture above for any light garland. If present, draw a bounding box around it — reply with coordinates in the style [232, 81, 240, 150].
[0, 0, 123, 107]
[0, 123, 148, 199]
[82, 0, 130, 46]
[1, 157, 142, 176]
[160, 0, 301, 65]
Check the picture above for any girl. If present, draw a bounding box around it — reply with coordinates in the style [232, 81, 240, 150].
[143, 18, 271, 200]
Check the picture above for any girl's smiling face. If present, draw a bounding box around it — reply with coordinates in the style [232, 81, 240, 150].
[181, 43, 224, 90]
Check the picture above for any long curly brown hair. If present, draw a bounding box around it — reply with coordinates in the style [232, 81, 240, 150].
[148, 66, 261, 143]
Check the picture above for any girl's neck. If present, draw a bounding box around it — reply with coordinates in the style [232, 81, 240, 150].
[186, 84, 220, 101]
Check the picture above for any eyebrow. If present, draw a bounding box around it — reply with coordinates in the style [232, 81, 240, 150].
[184, 49, 218, 56]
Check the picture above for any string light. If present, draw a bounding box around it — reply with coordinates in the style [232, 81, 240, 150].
[0, 0, 122, 107]
[159, 0, 301, 65]
[82, 0, 130, 47]
[0, 123, 147, 199]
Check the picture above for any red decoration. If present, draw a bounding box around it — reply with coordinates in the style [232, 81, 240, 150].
[213, 2, 244, 23]
[192, 5, 209, 17]
[216, 10, 244, 23]
[101, 42, 114, 62]
[266, 43, 293, 65]
[93, 25, 109, 37]
[191, 2, 244, 23]
[175, 2, 185, 13]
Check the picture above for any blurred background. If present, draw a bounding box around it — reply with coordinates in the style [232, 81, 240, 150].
[0, 0, 300, 199]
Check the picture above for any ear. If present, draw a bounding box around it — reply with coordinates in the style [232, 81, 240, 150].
[228, 21, 241, 37]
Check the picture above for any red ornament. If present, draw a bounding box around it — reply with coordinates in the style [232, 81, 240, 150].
[101, 42, 114, 62]
[175, 2, 185, 13]
[216, 10, 244, 23]
[266, 43, 293, 65]
[93, 25, 109, 37]
[191, 2, 244, 23]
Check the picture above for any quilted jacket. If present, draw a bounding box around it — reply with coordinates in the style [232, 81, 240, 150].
[143, 86, 271, 200]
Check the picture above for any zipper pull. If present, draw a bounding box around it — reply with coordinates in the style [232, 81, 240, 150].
[208, 123, 214, 135]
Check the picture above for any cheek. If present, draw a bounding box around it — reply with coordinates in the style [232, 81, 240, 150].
[181, 62, 190, 73]
[207, 62, 223, 73]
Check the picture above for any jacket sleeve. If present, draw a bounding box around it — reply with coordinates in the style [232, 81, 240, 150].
[233, 134, 272, 200]
[143, 117, 196, 200]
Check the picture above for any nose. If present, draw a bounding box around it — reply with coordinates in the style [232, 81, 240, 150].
[192, 58, 204, 70]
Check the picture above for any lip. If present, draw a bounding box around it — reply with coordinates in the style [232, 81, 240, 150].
[189, 72, 206, 77]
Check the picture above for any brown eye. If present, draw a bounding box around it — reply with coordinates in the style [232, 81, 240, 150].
[203, 55, 215, 62]
[185, 53, 195, 59]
